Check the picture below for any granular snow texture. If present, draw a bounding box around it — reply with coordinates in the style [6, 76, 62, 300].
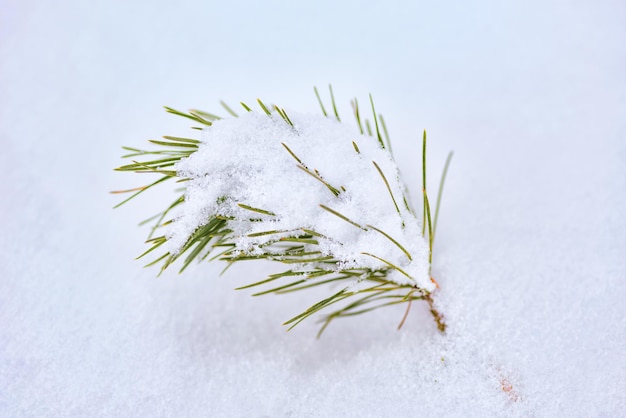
[1, 0, 624, 417]
[168, 111, 431, 289]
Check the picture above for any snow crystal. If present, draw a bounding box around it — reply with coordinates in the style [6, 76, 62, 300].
[168, 111, 433, 290]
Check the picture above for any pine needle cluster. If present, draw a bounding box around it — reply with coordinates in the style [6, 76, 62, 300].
[113, 86, 452, 336]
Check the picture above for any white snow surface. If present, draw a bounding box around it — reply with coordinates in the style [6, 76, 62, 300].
[170, 111, 431, 289]
[1, 0, 625, 417]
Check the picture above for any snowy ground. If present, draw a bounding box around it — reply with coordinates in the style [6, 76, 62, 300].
[1, 1, 625, 416]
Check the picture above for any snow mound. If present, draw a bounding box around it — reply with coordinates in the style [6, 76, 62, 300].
[168, 111, 433, 290]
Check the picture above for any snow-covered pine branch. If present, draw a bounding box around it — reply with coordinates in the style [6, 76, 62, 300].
[114, 88, 452, 335]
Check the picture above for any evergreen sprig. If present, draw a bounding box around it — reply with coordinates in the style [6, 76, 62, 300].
[113, 85, 453, 336]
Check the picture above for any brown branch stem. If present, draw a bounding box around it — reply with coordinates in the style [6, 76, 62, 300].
[425, 293, 446, 333]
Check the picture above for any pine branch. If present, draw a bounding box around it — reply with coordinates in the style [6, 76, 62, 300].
[113, 89, 453, 336]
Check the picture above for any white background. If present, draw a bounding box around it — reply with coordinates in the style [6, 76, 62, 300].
[1, 0, 625, 416]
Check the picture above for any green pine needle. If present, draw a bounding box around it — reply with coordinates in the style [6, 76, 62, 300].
[314, 86, 328, 117]
[329, 84, 340, 122]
